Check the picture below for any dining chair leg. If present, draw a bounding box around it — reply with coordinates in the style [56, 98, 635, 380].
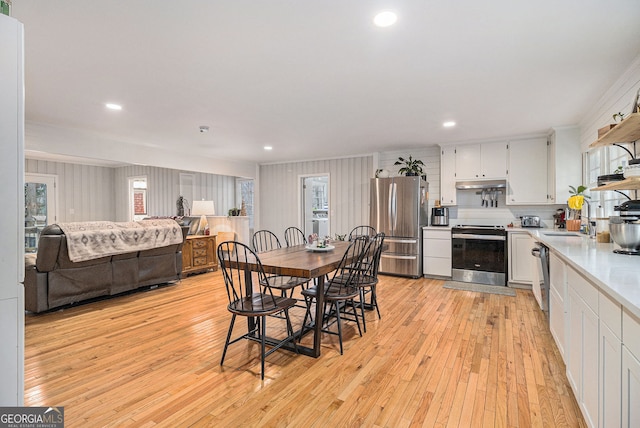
[359, 288, 367, 333]
[220, 314, 236, 366]
[334, 302, 344, 355]
[372, 285, 381, 319]
[260, 315, 266, 380]
[350, 299, 362, 337]
[284, 309, 299, 354]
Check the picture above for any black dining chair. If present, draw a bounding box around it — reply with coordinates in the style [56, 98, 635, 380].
[299, 236, 369, 354]
[217, 241, 298, 380]
[348, 225, 376, 241]
[284, 226, 307, 247]
[252, 230, 309, 298]
[352, 233, 385, 332]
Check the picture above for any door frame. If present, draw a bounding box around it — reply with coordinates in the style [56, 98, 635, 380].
[298, 173, 330, 238]
[24, 173, 58, 224]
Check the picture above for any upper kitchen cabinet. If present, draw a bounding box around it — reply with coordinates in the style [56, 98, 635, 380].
[547, 126, 582, 204]
[507, 138, 549, 205]
[456, 142, 507, 180]
[440, 147, 457, 205]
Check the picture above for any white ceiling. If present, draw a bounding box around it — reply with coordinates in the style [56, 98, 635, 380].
[12, 1, 640, 165]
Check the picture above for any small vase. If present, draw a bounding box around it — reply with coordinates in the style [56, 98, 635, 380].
[566, 219, 581, 231]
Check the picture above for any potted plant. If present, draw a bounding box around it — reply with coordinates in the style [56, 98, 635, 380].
[567, 185, 590, 231]
[394, 156, 425, 177]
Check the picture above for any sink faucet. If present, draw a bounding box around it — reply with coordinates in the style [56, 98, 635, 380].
[585, 201, 596, 239]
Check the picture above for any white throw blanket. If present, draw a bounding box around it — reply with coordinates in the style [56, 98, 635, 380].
[57, 219, 183, 262]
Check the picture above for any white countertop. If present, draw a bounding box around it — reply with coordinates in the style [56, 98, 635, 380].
[527, 229, 640, 318]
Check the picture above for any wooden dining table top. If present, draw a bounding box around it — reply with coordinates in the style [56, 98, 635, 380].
[251, 241, 351, 279]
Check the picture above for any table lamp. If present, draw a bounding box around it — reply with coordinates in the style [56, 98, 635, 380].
[191, 200, 216, 235]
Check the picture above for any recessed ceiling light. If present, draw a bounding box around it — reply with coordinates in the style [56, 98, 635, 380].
[443, 121, 456, 128]
[105, 103, 122, 111]
[374, 11, 398, 27]
[264, 146, 273, 151]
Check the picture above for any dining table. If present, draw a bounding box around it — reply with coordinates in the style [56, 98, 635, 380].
[235, 240, 352, 358]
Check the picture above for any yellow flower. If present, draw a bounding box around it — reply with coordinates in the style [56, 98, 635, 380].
[568, 195, 584, 210]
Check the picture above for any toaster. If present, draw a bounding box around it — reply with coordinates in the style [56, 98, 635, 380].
[521, 215, 541, 228]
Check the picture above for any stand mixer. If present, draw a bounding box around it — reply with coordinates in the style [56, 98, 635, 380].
[610, 200, 640, 255]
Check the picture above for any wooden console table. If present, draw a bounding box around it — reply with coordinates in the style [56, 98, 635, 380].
[182, 235, 217, 276]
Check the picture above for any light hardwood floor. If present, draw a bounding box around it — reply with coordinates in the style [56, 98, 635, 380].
[25, 272, 586, 427]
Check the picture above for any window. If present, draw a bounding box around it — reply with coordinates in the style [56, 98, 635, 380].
[237, 178, 254, 231]
[24, 173, 58, 253]
[128, 176, 148, 221]
[586, 145, 631, 216]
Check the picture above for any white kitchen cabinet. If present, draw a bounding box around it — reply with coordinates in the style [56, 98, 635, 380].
[455, 144, 480, 180]
[622, 347, 640, 428]
[440, 147, 457, 205]
[566, 267, 599, 428]
[507, 232, 535, 286]
[547, 126, 581, 204]
[0, 14, 25, 406]
[423, 228, 451, 278]
[623, 309, 640, 428]
[549, 252, 566, 361]
[506, 138, 549, 205]
[455, 142, 507, 180]
[599, 291, 622, 428]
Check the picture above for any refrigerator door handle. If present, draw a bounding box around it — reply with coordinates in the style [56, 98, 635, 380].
[381, 254, 417, 260]
[390, 182, 397, 231]
[385, 238, 418, 244]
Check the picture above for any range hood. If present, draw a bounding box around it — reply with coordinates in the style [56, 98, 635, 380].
[455, 180, 507, 190]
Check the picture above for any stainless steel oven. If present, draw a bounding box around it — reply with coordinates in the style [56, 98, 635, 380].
[451, 225, 507, 286]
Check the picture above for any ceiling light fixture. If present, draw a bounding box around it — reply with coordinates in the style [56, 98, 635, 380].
[373, 11, 398, 27]
[199, 126, 209, 133]
[105, 103, 122, 111]
[443, 121, 456, 128]
[264, 146, 273, 151]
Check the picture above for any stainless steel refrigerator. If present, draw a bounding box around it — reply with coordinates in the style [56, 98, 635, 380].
[370, 176, 428, 278]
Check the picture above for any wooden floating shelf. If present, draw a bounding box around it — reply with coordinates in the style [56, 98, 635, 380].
[591, 176, 640, 191]
[589, 112, 640, 148]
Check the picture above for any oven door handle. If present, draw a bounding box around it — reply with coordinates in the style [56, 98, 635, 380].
[452, 234, 505, 241]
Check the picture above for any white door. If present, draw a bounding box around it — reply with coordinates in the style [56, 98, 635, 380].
[24, 173, 58, 253]
[300, 175, 329, 238]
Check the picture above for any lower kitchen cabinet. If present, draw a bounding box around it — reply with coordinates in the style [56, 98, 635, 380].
[546, 249, 640, 427]
[600, 322, 622, 428]
[566, 268, 599, 428]
[599, 291, 622, 428]
[549, 252, 566, 361]
[508, 231, 535, 286]
[622, 347, 640, 428]
[423, 228, 451, 278]
[623, 310, 640, 428]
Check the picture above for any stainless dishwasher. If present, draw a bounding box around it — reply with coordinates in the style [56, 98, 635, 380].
[531, 242, 550, 317]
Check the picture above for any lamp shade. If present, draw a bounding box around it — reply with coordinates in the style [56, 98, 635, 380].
[191, 200, 215, 216]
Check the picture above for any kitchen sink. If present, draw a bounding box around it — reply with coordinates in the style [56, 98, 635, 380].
[543, 232, 582, 237]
